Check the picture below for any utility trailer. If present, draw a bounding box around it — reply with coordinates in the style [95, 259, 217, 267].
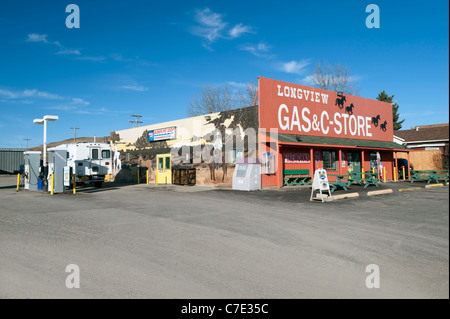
[48, 142, 112, 188]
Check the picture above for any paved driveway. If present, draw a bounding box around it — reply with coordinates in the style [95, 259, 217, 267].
[0, 176, 448, 298]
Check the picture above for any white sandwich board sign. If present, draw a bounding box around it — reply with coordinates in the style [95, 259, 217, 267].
[310, 168, 332, 202]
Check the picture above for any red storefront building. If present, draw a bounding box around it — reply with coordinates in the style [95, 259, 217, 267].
[257, 77, 409, 188]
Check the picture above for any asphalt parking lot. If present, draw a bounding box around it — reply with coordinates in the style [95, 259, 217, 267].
[0, 175, 448, 298]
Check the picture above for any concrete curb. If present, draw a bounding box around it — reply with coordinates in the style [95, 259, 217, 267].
[332, 192, 359, 200]
[367, 189, 393, 196]
[399, 187, 422, 192]
[425, 184, 444, 188]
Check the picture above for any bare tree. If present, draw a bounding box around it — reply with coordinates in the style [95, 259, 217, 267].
[237, 80, 258, 107]
[187, 81, 258, 117]
[310, 60, 360, 95]
[187, 84, 235, 117]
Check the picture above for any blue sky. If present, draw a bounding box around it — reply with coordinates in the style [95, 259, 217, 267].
[0, 0, 448, 148]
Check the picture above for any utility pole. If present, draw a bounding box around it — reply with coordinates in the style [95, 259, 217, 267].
[23, 138, 31, 150]
[70, 127, 80, 143]
[129, 115, 143, 128]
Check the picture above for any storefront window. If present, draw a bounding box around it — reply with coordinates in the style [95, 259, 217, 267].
[369, 152, 377, 171]
[322, 150, 337, 170]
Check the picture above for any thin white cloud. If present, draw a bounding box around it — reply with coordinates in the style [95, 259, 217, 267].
[76, 56, 106, 62]
[300, 74, 361, 85]
[227, 81, 247, 89]
[110, 54, 153, 66]
[46, 105, 76, 111]
[26, 33, 81, 56]
[26, 33, 48, 43]
[240, 41, 271, 58]
[56, 49, 81, 55]
[190, 8, 253, 48]
[72, 98, 90, 105]
[229, 23, 253, 38]
[300, 75, 315, 85]
[278, 60, 311, 74]
[120, 85, 149, 92]
[0, 89, 17, 99]
[191, 8, 227, 43]
[0, 88, 63, 100]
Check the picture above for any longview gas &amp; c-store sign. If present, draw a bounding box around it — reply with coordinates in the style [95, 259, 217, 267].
[258, 77, 394, 142]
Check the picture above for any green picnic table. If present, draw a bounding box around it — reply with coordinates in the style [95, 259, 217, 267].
[363, 172, 380, 188]
[327, 174, 349, 192]
[347, 171, 380, 188]
[410, 170, 449, 184]
[347, 171, 364, 186]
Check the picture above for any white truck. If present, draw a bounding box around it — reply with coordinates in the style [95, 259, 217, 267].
[49, 142, 112, 187]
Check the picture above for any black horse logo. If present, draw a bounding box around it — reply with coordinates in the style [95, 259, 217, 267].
[380, 121, 387, 132]
[371, 115, 381, 127]
[345, 103, 355, 115]
[335, 96, 346, 109]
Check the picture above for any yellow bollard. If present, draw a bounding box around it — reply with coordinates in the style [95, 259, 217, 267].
[394, 168, 397, 182]
[137, 169, 140, 184]
[362, 168, 365, 179]
[383, 167, 386, 183]
[146, 169, 149, 184]
[51, 173, 54, 195]
[73, 174, 76, 195]
[16, 173, 20, 191]
[403, 167, 406, 181]
[372, 167, 375, 174]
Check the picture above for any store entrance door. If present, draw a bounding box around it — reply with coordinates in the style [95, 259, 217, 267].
[347, 151, 361, 173]
[156, 153, 171, 184]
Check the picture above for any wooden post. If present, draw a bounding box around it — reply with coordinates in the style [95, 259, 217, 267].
[137, 169, 140, 184]
[394, 151, 398, 181]
[277, 144, 283, 189]
[361, 150, 365, 174]
[407, 151, 411, 180]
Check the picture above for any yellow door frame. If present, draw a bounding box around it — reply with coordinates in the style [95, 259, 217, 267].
[156, 153, 172, 184]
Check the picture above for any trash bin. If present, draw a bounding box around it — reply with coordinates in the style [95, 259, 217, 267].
[37, 178, 43, 191]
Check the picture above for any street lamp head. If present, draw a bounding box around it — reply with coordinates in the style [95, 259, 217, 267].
[43, 115, 59, 121]
[33, 119, 44, 124]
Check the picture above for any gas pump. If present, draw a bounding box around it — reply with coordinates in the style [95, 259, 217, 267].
[23, 151, 41, 191]
[47, 148, 68, 194]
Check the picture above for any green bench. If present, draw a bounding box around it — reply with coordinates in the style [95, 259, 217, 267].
[411, 170, 449, 184]
[283, 169, 311, 186]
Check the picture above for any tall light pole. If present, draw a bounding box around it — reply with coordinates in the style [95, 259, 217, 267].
[33, 115, 59, 166]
